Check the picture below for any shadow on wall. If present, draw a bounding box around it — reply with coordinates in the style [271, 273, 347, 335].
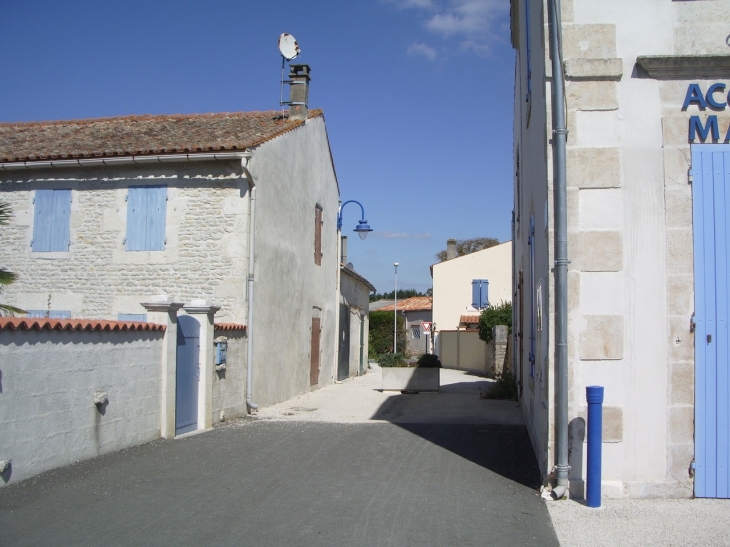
[370, 381, 543, 490]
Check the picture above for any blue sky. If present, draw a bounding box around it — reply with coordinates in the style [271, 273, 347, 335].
[0, 0, 514, 294]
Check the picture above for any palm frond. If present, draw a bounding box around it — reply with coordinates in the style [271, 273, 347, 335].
[0, 201, 11, 226]
[0, 268, 18, 286]
[0, 304, 26, 316]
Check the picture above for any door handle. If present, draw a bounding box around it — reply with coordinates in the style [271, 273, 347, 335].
[707, 334, 712, 344]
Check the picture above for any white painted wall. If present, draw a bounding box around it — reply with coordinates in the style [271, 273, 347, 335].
[340, 267, 372, 377]
[212, 329, 247, 424]
[0, 329, 164, 486]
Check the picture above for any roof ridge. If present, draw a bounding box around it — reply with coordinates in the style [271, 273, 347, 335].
[0, 317, 166, 332]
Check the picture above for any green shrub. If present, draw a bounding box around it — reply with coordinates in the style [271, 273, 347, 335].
[478, 301, 512, 343]
[485, 372, 518, 401]
[369, 311, 406, 357]
[416, 353, 441, 368]
[377, 353, 407, 367]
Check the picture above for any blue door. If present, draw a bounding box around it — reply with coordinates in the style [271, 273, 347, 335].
[176, 315, 200, 435]
[693, 144, 730, 498]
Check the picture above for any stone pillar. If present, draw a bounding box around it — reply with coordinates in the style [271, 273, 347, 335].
[492, 325, 509, 376]
[183, 299, 220, 431]
[142, 295, 184, 439]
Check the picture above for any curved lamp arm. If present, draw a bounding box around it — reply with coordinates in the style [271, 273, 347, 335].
[337, 199, 373, 239]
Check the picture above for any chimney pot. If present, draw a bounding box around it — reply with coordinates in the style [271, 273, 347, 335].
[288, 64, 310, 122]
[446, 239, 457, 261]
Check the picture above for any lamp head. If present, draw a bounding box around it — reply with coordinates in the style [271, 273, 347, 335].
[354, 219, 372, 240]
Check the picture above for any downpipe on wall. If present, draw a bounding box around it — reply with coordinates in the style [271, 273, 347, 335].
[242, 160, 259, 412]
[547, 0, 570, 500]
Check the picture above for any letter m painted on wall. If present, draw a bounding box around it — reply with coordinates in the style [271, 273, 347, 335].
[690, 116, 720, 142]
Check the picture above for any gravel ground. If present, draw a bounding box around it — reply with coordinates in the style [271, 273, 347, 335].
[547, 497, 730, 546]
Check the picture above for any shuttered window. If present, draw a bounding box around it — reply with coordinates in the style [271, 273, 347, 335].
[26, 310, 72, 319]
[314, 205, 323, 266]
[471, 279, 489, 309]
[126, 186, 167, 251]
[32, 189, 71, 252]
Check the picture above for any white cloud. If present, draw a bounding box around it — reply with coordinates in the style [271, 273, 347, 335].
[374, 231, 432, 239]
[407, 42, 438, 60]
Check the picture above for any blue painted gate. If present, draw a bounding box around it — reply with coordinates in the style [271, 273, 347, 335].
[176, 315, 200, 436]
[692, 144, 730, 498]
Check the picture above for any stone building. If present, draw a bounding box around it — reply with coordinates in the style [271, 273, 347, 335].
[512, 0, 730, 498]
[0, 65, 342, 416]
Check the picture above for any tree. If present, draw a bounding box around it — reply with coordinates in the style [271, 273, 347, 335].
[369, 288, 425, 302]
[478, 301, 512, 343]
[368, 310, 406, 356]
[435, 237, 500, 262]
[0, 201, 24, 316]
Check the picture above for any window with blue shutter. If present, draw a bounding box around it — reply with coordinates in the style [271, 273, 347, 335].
[471, 279, 489, 309]
[118, 314, 147, 322]
[26, 310, 72, 319]
[126, 186, 167, 251]
[32, 189, 71, 252]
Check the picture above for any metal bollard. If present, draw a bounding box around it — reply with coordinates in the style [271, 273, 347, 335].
[586, 385, 604, 508]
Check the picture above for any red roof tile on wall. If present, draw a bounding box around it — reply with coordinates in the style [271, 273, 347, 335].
[0, 110, 324, 163]
[460, 315, 480, 324]
[214, 323, 247, 331]
[0, 317, 166, 332]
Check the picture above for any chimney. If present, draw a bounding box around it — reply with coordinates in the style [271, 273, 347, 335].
[288, 64, 310, 122]
[446, 239, 457, 260]
[341, 235, 348, 266]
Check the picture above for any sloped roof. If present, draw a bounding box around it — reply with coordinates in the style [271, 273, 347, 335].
[460, 315, 480, 325]
[378, 296, 432, 312]
[0, 317, 165, 332]
[341, 265, 376, 293]
[0, 109, 323, 163]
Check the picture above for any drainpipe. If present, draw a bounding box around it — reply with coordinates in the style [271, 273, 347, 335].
[242, 161, 259, 412]
[547, 0, 570, 500]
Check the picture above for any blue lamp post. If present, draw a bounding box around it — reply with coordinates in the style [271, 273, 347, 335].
[337, 200, 373, 240]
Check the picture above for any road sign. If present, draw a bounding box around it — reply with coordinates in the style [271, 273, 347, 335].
[422, 322, 432, 333]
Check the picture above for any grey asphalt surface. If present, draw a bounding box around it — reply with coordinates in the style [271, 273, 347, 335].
[0, 368, 559, 547]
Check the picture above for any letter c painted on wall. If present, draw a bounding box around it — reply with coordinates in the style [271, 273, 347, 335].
[706, 83, 727, 110]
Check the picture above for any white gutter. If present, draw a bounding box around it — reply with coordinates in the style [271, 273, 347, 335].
[0, 151, 250, 171]
[241, 161, 259, 412]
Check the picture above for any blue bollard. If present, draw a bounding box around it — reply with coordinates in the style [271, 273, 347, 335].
[586, 386, 604, 508]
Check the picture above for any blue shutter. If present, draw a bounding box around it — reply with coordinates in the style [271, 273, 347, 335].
[33, 189, 71, 252]
[127, 186, 166, 251]
[147, 186, 166, 251]
[126, 187, 145, 250]
[118, 313, 147, 322]
[471, 279, 489, 309]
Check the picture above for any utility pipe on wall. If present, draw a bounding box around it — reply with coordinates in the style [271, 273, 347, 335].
[586, 386, 604, 507]
[547, 0, 570, 500]
[242, 162, 259, 412]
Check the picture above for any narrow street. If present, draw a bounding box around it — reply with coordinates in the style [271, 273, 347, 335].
[0, 367, 558, 547]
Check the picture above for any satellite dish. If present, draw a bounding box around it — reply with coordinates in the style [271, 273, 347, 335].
[278, 33, 300, 61]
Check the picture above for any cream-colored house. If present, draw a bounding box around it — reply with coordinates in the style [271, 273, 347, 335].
[512, 0, 730, 499]
[431, 240, 512, 346]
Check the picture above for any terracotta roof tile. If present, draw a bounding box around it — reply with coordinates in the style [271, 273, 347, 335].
[0, 110, 323, 163]
[460, 315, 480, 324]
[378, 296, 432, 312]
[214, 323, 247, 331]
[0, 317, 165, 332]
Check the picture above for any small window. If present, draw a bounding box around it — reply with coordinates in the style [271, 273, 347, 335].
[126, 186, 167, 251]
[412, 327, 421, 340]
[314, 205, 323, 266]
[26, 310, 71, 319]
[32, 189, 71, 252]
[471, 279, 489, 309]
[118, 314, 147, 322]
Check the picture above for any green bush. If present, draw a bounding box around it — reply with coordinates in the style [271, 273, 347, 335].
[478, 301, 512, 343]
[485, 372, 518, 401]
[377, 353, 407, 367]
[416, 353, 442, 368]
[369, 311, 406, 357]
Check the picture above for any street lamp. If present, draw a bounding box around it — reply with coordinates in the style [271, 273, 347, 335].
[337, 200, 373, 240]
[394, 262, 399, 354]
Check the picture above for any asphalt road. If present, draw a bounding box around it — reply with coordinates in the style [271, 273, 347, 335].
[0, 369, 559, 547]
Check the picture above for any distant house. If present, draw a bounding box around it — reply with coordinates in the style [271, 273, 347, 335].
[378, 296, 432, 356]
[338, 264, 375, 380]
[0, 64, 341, 434]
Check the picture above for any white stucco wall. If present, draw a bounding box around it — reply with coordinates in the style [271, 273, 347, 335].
[212, 328, 247, 424]
[513, 0, 730, 498]
[340, 268, 372, 377]
[432, 241, 513, 337]
[247, 117, 340, 407]
[0, 329, 164, 486]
